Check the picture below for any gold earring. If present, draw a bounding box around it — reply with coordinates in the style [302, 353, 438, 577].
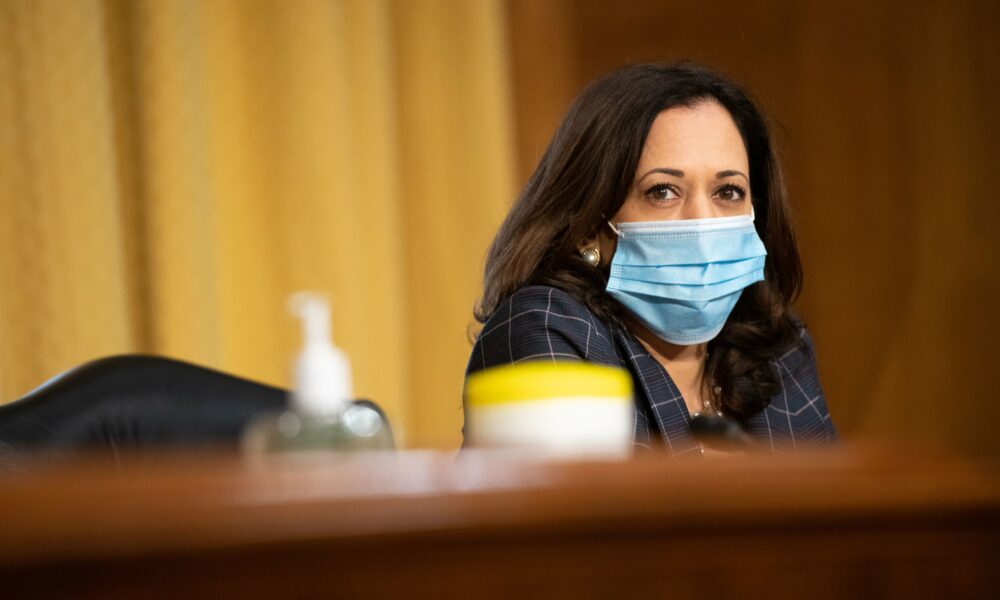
[580, 246, 601, 268]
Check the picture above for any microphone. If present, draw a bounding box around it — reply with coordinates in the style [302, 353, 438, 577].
[688, 412, 755, 452]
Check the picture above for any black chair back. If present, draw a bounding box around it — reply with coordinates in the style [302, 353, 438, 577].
[0, 355, 393, 458]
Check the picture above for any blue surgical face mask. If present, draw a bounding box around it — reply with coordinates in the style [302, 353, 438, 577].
[605, 211, 767, 345]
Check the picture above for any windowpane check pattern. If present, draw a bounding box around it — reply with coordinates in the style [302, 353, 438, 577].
[465, 286, 838, 455]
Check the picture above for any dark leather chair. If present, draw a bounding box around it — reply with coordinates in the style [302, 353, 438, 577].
[0, 355, 392, 461]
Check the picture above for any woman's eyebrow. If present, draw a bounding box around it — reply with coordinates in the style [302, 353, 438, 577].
[638, 167, 684, 182]
[637, 168, 749, 183]
[717, 169, 749, 182]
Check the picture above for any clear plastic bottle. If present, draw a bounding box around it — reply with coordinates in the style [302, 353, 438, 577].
[242, 293, 392, 456]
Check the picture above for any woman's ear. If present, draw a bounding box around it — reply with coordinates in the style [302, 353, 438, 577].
[597, 223, 618, 270]
[577, 223, 617, 270]
[578, 241, 602, 268]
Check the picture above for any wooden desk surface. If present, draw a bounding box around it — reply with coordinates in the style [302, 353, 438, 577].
[1, 446, 998, 598]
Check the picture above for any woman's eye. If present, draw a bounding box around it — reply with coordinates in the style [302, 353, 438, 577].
[646, 184, 678, 201]
[716, 184, 747, 202]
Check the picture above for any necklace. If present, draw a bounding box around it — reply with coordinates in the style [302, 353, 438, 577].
[692, 384, 724, 418]
[690, 383, 725, 455]
[692, 350, 723, 418]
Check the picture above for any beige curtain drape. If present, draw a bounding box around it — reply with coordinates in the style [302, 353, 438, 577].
[0, 0, 515, 448]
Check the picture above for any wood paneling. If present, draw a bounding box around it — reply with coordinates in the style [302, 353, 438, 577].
[506, 0, 1000, 457]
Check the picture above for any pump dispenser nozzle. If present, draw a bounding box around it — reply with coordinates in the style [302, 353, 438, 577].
[288, 293, 353, 418]
[241, 292, 393, 456]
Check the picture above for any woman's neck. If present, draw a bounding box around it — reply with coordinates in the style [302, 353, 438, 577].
[625, 315, 707, 363]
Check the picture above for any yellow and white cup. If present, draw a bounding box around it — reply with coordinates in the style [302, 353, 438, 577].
[464, 362, 634, 458]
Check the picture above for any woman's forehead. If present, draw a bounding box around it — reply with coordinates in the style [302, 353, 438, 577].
[637, 101, 748, 176]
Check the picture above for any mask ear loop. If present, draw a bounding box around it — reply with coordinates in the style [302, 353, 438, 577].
[606, 221, 622, 237]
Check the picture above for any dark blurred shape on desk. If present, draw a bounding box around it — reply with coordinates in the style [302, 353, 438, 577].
[0, 445, 997, 599]
[0, 355, 394, 470]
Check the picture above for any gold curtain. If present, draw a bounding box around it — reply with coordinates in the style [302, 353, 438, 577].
[0, 0, 515, 449]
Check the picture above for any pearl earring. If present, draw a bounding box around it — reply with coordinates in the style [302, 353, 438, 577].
[580, 246, 601, 268]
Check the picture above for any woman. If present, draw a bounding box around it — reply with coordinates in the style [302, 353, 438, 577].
[466, 63, 837, 455]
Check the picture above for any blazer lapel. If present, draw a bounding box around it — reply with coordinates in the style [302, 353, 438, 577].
[613, 327, 700, 457]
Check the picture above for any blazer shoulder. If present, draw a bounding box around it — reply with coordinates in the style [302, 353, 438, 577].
[774, 322, 819, 377]
[768, 322, 838, 443]
[505, 285, 592, 315]
[468, 286, 617, 375]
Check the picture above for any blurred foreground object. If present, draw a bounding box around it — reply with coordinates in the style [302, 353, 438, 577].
[243, 293, 392, 456]
[464, 362, 634, 457]
[0, 354, 393, 469]
[0, 446, 997, 598]
[689, 412, 756, 452]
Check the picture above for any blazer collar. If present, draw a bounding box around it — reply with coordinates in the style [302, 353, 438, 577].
[613, 326, 701, 457]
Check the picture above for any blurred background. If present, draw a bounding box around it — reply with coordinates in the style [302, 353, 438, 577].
[0, 0, 997, 455]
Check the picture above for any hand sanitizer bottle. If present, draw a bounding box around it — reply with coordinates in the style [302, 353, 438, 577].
[243, 293, 393, 455]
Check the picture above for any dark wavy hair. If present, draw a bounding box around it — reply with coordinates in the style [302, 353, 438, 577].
[474, 62, 804, 420]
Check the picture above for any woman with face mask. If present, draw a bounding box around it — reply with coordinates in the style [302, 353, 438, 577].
[465, 63, 837, 455]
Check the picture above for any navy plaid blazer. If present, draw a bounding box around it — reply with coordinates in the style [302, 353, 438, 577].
[464, 285, 837, 455]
